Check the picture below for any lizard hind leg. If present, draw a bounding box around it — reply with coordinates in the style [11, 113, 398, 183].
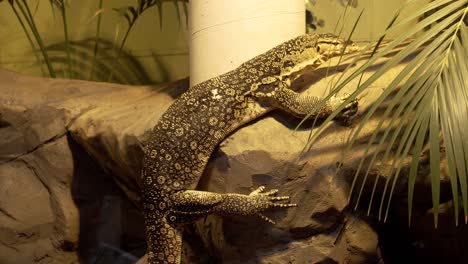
[171, 188, 297, 225]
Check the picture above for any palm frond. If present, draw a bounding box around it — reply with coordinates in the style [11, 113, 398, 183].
[3, 0, 46, 76]
[5, 0, 57, 77]
[305, 0, 468, 226]
[113, 0, 188, 51]
[89, 0, 104, 81]
[50, 0, 73, 78]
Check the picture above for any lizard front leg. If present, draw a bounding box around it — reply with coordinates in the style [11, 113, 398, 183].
[170, 187, 296, 224]
[257, 82, 358, 124]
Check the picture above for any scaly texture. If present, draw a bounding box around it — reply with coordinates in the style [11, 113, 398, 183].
[141, 33, 359, 263]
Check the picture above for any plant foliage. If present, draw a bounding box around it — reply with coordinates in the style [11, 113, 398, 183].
[0, 0, 188, 81]
[3, 0, 57, 77]
[112, 0, 188, 51]
[305, 0, 467, 227]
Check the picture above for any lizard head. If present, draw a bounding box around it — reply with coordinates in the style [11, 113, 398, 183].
[314, 33, 359, 58]
[241, 33, 360, 95]
[279, 33, 359, 81]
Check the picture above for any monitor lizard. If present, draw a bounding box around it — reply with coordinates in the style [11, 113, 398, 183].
[141, 33, 360, 263]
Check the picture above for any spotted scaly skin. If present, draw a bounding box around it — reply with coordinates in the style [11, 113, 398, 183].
[141, 33, 359, 263]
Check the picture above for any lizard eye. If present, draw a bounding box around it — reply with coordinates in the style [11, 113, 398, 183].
[316, 46, 321, 52]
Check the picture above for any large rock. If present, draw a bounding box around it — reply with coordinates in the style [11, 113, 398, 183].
[0, 48, 465, 264]
[0, 70, 180, 263]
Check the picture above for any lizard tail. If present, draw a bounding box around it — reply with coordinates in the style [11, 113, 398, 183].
[145, 219, 183, 264]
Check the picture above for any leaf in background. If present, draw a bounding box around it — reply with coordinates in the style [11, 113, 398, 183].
[13, 0, 57, 77]
[155, 0, 163, 29]
[113, 6, 137, 27]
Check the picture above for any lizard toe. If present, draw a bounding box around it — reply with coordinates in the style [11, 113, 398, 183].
[258, 213, 276, 225]
[249, 186, 266, 195]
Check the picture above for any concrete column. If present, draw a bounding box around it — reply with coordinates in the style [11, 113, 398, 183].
[189, 0, 305, 87]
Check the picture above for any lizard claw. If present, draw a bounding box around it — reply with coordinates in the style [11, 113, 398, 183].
[273, 202, 297, 208]
[258, 213, 276, 225]
[263, 189, 279, 196]
[269, 196, 290, 201]
[249, 186, 266, 196]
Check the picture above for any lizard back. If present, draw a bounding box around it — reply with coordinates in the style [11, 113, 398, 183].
[141, 32, 352, 214]
[140, 33, 357, 264]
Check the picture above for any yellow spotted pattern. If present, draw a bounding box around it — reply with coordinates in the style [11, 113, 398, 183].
[141, 33, 355, 264]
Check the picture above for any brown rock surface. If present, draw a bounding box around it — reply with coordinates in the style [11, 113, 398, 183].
[0, 70, 178, 263]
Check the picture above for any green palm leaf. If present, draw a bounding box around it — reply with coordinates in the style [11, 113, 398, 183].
[306, 0, 468, 226]
[113, 0, 188, 50]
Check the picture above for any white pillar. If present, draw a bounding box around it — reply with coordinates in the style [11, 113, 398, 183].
[189, 0, 305, 87]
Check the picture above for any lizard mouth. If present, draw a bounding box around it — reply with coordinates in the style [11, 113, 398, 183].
[280, 41, 361, 86]
[279, 50, 325, 86]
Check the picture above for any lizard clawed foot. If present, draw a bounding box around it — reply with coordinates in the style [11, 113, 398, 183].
[249, 185, 297, 208]
[330, 93, 359, 126]
[246, 186, 296, 225]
